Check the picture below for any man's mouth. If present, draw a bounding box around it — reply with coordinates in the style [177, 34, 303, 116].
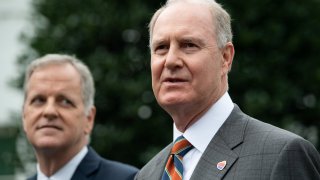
[37, 125, 62, 130]
[164, 77, 187, 83]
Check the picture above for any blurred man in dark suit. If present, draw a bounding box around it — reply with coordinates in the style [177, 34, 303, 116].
[23, 54, 138, 180]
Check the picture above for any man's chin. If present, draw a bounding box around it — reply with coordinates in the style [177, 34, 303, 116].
[34, 139, 64, 152]
[159, 94, 190, 106]
[159, 99, 189, 112]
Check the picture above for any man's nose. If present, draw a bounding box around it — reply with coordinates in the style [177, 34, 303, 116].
[164, 46, 183, 70]
[43, 100, 58, 120]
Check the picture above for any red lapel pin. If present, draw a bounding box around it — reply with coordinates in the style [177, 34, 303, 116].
[217, 160, 227, 170]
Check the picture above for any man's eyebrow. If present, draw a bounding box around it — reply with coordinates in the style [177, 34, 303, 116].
[180, 37, 205, 46]
[152, 39, 167, 46]
[56, 92, 74, 100]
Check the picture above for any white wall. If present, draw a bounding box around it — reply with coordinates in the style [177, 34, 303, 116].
[0, 0, 31, 126]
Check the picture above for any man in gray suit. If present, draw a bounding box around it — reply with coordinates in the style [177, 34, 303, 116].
[135, 0, 320, 179]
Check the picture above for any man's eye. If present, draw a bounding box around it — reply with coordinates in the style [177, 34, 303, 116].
[182, 43, 197, 48]
[156, 45, 167, 50]
[30, 97, 45, 106]
[60, 98, 74, 107]
[154, 45, 169, 55]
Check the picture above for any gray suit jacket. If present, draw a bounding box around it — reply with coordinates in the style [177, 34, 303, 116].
[135, 105, 320, 180]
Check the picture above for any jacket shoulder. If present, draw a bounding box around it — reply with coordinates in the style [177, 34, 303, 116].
[74, 147, 138, 180]
[135, 144, 172, 180]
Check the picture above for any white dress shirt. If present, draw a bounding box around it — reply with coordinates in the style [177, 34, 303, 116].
[173, 92, 234, 180]
[37, 146, 88, 180]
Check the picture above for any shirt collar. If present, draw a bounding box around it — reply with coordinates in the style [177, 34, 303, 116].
[37, 146, 88, 180]
[174, 92, 234, 153]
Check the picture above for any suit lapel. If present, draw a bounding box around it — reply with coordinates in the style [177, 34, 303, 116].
[190, 104, 248, 180]
[142, 144, 172, 180]
[71, 147, 100, 180]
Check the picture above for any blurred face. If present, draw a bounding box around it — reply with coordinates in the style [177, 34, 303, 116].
[151, 3, 233, 117]
[23, 63, 95, 153]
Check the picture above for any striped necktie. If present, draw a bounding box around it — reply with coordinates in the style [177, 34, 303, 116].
[162, 136, 194, 180]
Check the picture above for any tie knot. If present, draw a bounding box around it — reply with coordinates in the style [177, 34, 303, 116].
[171, 136, 193, 157]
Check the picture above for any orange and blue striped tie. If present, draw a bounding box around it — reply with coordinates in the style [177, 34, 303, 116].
[162, 136, 193, 180]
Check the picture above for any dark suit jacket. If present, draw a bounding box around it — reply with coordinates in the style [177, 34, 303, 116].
[135, 104, 320, 180]
[28, 146, 138, 180]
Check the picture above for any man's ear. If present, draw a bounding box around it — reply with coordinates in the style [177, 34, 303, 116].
[22, 105, 27, 133]
[84, 106, 96, 135]
[221, 42, 235, 74]
[22, 114, 27, 133]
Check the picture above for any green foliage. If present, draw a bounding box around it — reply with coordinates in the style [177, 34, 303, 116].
[16, 0, 320, 169]
[222, 0, 320, 146]
[0, 127, 20, 174]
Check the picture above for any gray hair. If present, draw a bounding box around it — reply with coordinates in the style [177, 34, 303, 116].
[23, 54, 95, 114]
[148, 0, 232, 49]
